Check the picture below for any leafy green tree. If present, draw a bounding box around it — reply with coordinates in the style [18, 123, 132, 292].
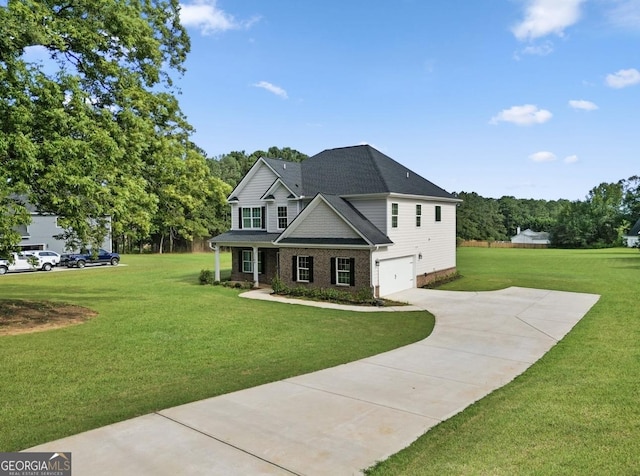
[550, 182, 624, 248]
[209, 147, 308, 189]
[1, 0, 190, 254]
[455, 192, 507, 240]
[621, 176, 640, 224]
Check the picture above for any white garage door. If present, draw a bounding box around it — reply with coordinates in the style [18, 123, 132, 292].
[378, 256, 415, 297]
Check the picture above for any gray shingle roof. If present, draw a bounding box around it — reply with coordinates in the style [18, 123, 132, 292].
[320, 194, 393, 246]
[628, 218, 640, 236]
[208, 231, 281, 245]
[300, 145, 455, 198]
[262, 158, 303, 196]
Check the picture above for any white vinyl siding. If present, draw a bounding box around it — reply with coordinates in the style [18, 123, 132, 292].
[232, 162, 277, 230]
[287, 200, 360, 239]
[379, 197, 457, 281]
[348, 198, 387, 233]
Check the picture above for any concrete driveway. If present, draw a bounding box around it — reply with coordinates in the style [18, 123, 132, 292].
[28, 287, 599, 475]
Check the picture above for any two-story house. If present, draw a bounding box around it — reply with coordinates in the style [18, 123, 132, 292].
[12, 199, 113, 254]
[209, 145, 460, 297]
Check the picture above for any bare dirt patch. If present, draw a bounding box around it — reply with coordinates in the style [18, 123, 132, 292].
[0, 300, 97, 336]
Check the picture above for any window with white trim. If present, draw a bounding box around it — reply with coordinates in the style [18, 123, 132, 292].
[391, 203, 398, 228]
[242, 207, 262, 229]
[435, 205, 442, 222]
[297, 256, 310, 282]
[242, 250, 253, 273]
[241, 250, 263, 274]
[277, 206, 288, 229]
[336, 258, 351, 286]
[416, 204, 422, 227]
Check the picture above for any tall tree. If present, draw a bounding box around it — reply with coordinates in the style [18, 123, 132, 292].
[455, 191, 507, 241]
[1, 0, 190, 254]
[209, 147, 308, 189]
[550, 182, 624, 248]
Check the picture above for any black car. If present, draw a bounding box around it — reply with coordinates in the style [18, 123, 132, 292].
[64, 249, 120, 268]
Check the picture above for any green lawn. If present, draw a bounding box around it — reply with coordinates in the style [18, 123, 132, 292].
[0, 253, 433, 452]
[367, 247, 640, 475]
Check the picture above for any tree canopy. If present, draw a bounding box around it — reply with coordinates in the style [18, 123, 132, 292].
[0, 0, 222, 255]
[207, 146, 308, 189]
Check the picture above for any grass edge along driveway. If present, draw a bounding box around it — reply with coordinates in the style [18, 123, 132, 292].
[0, 253, 433, 452]
[367, 247, 640, 476]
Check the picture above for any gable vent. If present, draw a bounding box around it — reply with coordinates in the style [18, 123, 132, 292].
[406, 172, 409, 178]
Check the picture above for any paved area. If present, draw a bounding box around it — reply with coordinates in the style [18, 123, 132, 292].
[28, 287, 599, 475]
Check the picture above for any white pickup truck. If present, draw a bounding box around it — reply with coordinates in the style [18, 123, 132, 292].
[0, 253, 53, 275]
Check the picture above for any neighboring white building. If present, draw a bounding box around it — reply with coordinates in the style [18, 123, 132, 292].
[209, 145, 461, 297]
[624, 219, 640, 248]
[511, 227, 551, 245]
[14, 201, 113, 254]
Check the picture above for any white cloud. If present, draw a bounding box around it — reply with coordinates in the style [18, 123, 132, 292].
[490, 104, 553, 126]
[253, 81, 288, 99]
[564, 154, 579, 163]
[605, 68, 640, 88]
[512, 0, 585, 41]
[569, 99, 598, 111]
[180, 0, 259, 35]
[516, 41, 554, 59]
[606, 0, 640, 30]
[529, 151, 557, 162]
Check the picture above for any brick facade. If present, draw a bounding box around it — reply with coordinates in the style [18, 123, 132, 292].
[415, 266, 457, 287]
[230, 247, 278, 285]
[278, 247, 371, 294]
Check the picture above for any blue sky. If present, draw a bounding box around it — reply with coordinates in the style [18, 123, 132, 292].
[176, 0, 640, 201]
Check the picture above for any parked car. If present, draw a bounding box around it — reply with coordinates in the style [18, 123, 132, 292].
[63, 249, 120, 268]
[0, 252, 52, 275]
[24, 250, 61, 267]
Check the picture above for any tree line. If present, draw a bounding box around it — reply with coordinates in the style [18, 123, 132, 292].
[456, 176, 640, 248]
[1, 2, 637, 255]
[0, 1, 308, 255]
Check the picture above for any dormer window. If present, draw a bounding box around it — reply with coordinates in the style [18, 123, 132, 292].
[277, 206, 288, 229]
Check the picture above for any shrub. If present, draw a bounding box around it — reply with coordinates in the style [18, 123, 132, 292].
[198, 269, 214, 285]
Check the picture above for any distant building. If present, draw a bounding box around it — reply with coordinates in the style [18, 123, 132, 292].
[624, 219, 640, 248]
[511, 227, 551, 245]
[12, 200, 112, 254]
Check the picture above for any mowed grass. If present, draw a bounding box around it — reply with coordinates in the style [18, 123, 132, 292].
[367, 247, 640, 475]
[0, 253, 433, 451]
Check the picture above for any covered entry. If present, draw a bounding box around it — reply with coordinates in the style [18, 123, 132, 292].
[378, 256, 415, 297]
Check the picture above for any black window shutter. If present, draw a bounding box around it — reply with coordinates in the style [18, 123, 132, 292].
[261, 206, 266, 229]
[259, 251, 265, 274]
[330, 257, 336, 285]
[292, 255, 297, 282]
[238, 208, 243, 229]
[238, 249, 243, 272]
[308, 257, 314, 283]
[349, 258, 356, 286]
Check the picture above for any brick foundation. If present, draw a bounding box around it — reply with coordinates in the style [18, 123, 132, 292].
[415, 267, 457, 287]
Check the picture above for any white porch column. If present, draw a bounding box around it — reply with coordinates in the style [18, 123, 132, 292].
[214, 245, 220, 282]
[252, 246, 259, 287]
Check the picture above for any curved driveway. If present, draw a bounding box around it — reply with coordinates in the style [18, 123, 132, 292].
[29, 287, 599, 475]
